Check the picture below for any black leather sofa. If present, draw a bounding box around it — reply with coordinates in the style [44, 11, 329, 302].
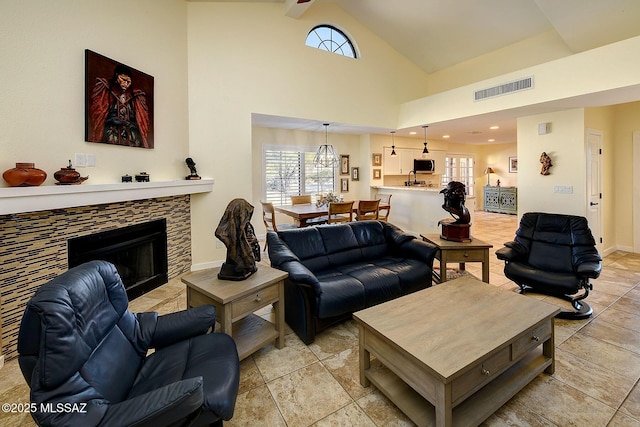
[18, 260, 240, 427]
[267, 220, 437, 344]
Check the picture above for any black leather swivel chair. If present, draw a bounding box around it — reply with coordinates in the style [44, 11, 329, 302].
[496, 212, 602, 319]
[18, 260, 240, 426]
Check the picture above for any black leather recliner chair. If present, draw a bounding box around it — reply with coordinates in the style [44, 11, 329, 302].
[496, 212, 602, 319]
[18, 260, 240, 427]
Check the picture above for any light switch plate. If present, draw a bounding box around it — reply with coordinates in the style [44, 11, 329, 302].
[74, 153, 87, 167]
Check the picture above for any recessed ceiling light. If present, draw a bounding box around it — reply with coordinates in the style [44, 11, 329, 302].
[409, 131, 417, 135]
[488, 139, 495, 142]
[443, 135, 450, 139]
[490, 126, 499, 130]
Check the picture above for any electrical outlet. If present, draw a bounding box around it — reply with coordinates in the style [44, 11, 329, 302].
[74, 153, 87, 167]
[86, 154, 96, 167]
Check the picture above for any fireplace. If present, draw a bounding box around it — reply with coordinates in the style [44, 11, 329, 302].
[68, 219, 168, 300]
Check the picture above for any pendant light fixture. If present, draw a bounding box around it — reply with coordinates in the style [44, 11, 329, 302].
[421, 125, 429, 157]
[313, 123, 339, 168]
[390, 131, 397, 156]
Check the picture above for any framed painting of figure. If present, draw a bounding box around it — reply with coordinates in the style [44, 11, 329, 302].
[85, 49, 155, 149]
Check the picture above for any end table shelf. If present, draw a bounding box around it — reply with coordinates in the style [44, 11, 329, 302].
[181, 264, 288, 360]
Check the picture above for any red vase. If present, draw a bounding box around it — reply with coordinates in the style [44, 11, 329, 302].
[3, 163, 47, 187]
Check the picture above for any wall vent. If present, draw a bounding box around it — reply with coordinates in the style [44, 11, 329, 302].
[474, 76, 534, 101]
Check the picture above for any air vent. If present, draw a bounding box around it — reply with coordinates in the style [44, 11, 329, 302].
[474, 76, 534, 101]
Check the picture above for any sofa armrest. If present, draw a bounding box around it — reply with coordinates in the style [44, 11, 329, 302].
[576, 261, 602, 279]
[279, 261, 320, 289]
[149, 305, 216, 349]
[397, 239, 437, 267]
[496, 240, 528, 262]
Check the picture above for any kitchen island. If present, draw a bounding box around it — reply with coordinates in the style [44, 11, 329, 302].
[372, 185, 476, 236]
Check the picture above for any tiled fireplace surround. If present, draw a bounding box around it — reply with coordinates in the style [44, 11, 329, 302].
[0, 186, 205, 362]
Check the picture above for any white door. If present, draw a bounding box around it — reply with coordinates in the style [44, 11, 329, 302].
[586, 129, 603, 254]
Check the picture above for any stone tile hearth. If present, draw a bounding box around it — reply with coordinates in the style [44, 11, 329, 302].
[1, 211, 639, 426]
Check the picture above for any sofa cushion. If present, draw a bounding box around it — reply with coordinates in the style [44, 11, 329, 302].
[314, 271, 365, 318]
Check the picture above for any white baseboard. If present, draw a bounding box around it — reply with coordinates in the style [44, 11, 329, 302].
[190, 260, 223, 272]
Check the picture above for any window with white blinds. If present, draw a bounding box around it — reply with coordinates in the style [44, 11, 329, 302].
[442, 155, 475, 196]
[264, 147, 335, 205]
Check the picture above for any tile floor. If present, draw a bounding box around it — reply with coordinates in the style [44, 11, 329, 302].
[1, 211, 639, 426]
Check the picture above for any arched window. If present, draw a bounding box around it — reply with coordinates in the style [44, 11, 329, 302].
[305, 25, 356, 58]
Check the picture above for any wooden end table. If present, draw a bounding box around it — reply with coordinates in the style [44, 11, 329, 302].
[354, 275, 560, 427]
[421, 233, 493, 283]
[181, 264, 287, 360]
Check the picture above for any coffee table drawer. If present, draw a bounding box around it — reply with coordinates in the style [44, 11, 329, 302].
[512, 320, 552, 360]
[232, 285, 279, 319]
[452, 345, 511, 403]
[444, 248, 485, 262]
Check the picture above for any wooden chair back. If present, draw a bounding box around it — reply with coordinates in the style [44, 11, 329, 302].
[356, 199, 381, 221]
[376, 193, 392, 221]
[261, 201, 277, 233]
[291, 195, 312, 205]
[328, 201, 354, 224]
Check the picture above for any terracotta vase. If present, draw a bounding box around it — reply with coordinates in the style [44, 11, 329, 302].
[2, 163, 47, 187]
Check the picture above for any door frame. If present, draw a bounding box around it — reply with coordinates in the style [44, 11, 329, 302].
[634, 131, 640, 253]
[585, 128, 603, 254]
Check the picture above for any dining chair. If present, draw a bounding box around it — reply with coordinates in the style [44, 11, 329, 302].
[290, 195, 312, 205]
[328, 201, 354, 224]
[356, 199, 381, 221]
[260, 201, 295, 250]
[377, 193, 392, 221]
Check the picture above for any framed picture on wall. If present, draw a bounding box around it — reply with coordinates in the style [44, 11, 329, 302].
[372, 153, 382, 166]
[85, 49, 154, 149]
[373, 169, 381, 179]
[351, 167, 359, 181]
[341, 178, 349, 192]
[340, 155, 350, 175]
[509, 156, 518, 173]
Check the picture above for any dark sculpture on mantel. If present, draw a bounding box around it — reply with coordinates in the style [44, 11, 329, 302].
[185, 157, 201, 180]
[438, 181, 472, 242]
[215, 198, 261, 280]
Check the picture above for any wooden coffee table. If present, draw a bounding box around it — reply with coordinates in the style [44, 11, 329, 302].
[181, 264, 287, 361]
[353, 275, 560, 427]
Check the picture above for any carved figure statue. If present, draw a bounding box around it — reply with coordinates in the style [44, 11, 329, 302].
[185, 157, 201, 180]
[439, 181, 471, 224]
[215, 198, 261, 280]
[540, 152, 553, 175]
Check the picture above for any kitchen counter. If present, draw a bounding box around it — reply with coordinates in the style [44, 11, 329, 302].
[373, 185, 442, 192]
[371, 186, 476, 236]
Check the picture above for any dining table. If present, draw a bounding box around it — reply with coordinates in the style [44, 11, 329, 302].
[274, 201, 390, 227]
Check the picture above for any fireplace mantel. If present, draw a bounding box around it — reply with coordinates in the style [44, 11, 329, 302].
[0, 179, 214, 215]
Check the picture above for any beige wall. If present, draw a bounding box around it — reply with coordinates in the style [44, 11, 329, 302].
[0, 0, 190, 184]
[517, 109, 587, 216]
[187, 2, 429, 267]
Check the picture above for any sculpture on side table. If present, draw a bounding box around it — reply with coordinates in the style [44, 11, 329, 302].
[438, 181, 472, 242]
[215, 198, 261, 280]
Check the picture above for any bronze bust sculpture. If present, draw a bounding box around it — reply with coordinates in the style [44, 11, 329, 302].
[438, 181, 472, 242]
[215, 198, 261, 280]
[440, 181, 471, 224]
[185, 157, 201, 180]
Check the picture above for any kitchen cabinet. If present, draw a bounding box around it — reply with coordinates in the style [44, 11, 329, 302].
[484, 186, 517, 214]
[383, 147, 421, 175]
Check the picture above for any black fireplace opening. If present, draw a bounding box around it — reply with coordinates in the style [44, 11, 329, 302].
[68, 219, 168, 300]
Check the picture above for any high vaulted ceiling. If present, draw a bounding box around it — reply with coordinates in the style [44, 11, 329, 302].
[209, 0, 640, 143]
